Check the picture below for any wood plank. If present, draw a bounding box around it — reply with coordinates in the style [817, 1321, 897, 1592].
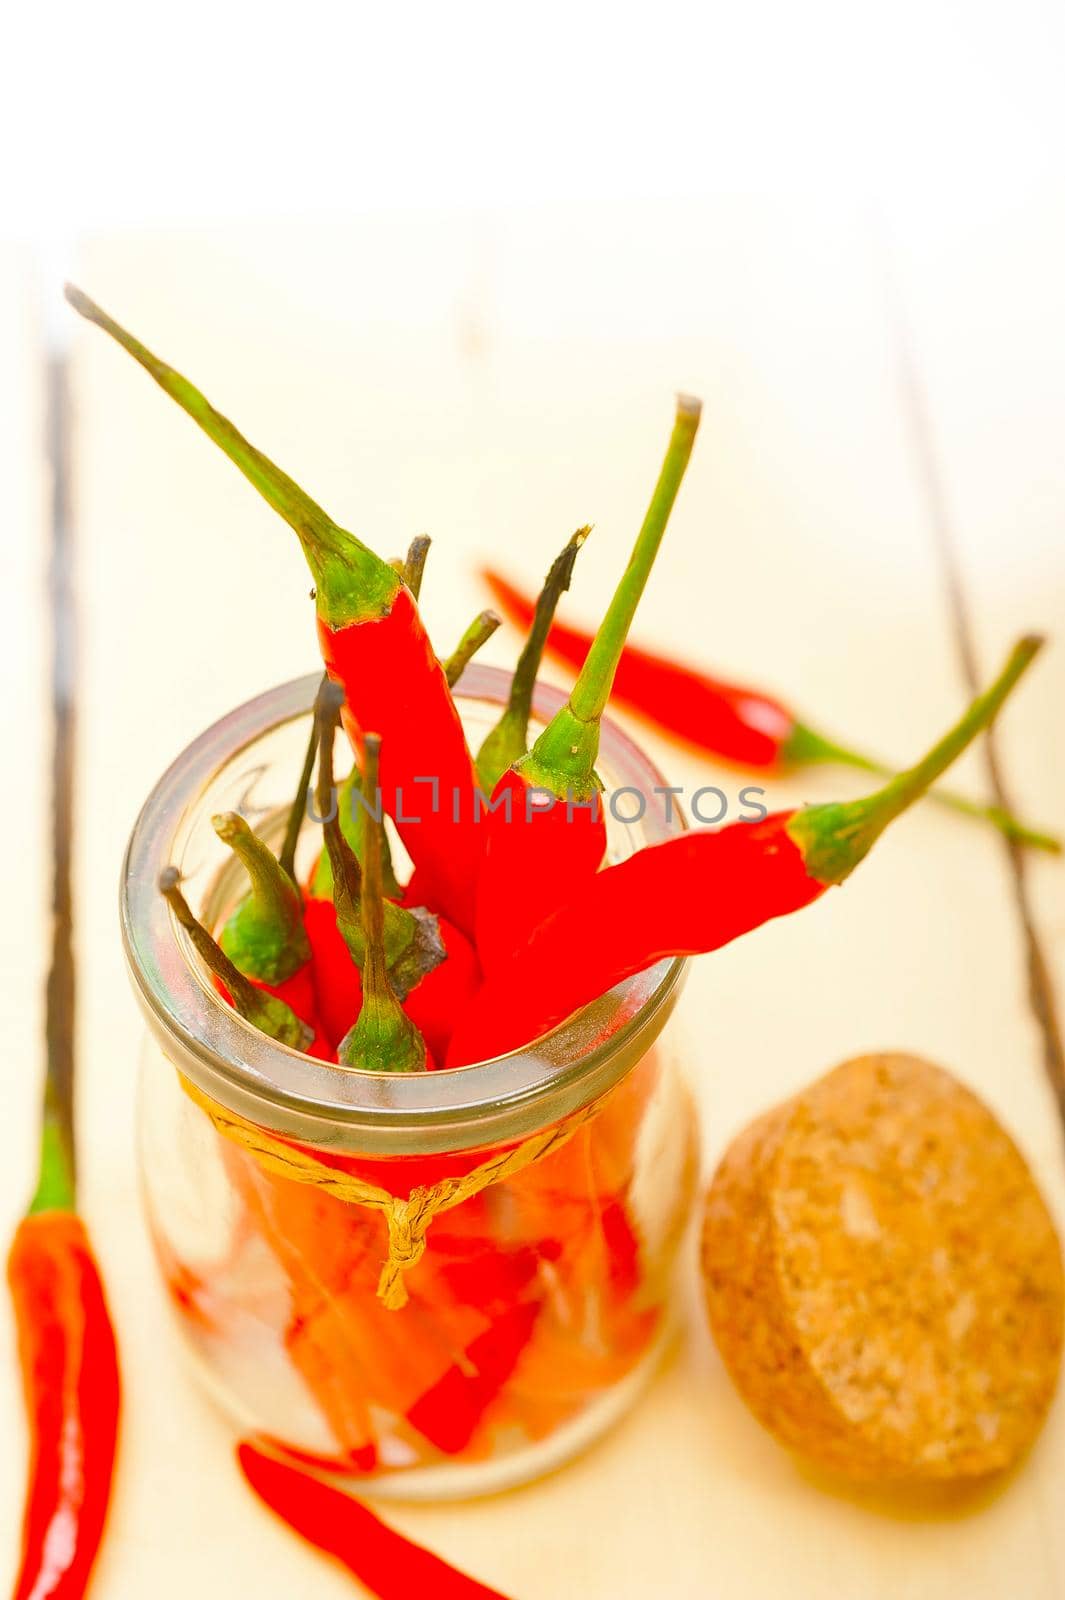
[4, 201, 1060, 1597]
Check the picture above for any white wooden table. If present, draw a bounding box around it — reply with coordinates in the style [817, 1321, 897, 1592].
[1, 200, 1063, 1599]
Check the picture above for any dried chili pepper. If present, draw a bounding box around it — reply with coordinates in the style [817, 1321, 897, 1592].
[475, 397, 701, 970]
[449, 636, 1041, 1064]
[213, 811, 319, 1030]
[66, 287, 483, 932]
[483, 568, 1060, 854]
[337, 734, 432, 1072]
[159, 868, 321, 1054]
[476, 526, 589, 793]
[237, 1442, 513, 1599]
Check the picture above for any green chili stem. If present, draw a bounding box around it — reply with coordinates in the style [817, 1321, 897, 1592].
[280, 686, 325, 878]
[526, 396, 701, 787]
[476, 527, 589, 791]
[338, 736, 427, 1072]
[443, 609, 502, 688]
[315, 681, 364, 940]
[159, 869, 311, 1050]
[790, 635, 1044, 884]
[786, 720, 1060, 854]
[29, 1111, 77, 1217]
[403, 536, 431, 600]
[64, 286, 397, 628]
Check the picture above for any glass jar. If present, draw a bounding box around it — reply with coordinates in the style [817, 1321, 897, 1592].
[122, 665, 697, 1499]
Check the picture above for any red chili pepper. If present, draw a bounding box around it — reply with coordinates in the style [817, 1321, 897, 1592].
[65, 287, 483, 932]
[449, 637, 1041, 1064]
[10, 986, 120, 1600]
[238, 1441, 514, 1599]
[406, 1299, 539, 1454]
[475, 397, 702, 973]
[159, 869, 324, 1055]
[9, 1213, 121, 1600]
[303, 893, 364, 1047]
[483, 573, 1060, 854]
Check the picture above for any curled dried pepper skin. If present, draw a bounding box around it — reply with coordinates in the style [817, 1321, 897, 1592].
[450, 636, 1043, 1065]
[9, 1212, 121, 1600]
[238, 1441, 513, 1599]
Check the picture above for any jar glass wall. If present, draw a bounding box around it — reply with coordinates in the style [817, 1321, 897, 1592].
[123, 667, 697, 1498]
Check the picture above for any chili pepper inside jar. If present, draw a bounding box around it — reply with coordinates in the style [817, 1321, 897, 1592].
[122, 666, 697, 1499]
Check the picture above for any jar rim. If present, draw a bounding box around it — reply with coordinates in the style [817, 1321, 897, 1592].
[121, 665, 687, 1155]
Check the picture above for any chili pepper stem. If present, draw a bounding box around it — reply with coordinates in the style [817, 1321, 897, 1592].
[477, 527, 589, 791]
[64, 286, 397, 627]
[789, 636, 1044, 884]
[443, 610, 502, 688]
[159, 869, 312, 1051]
[315, 679, 363, 922]
[524, 395, 701, 789]
[403, 535, 431, 600]
[337, 735, 427, 1072]
[279, 683, 325, 879]
[786, 719, 1061, 854]
[28, 1108, 77, 1216]
[214, 812, 313, 981]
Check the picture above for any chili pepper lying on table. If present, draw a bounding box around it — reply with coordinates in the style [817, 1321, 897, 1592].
[10, 913, 120, 1600]
[9, 1205, 121, 1600]
[159, 869, 329, 1057]
[308, 684, 480, 1060]
[238, 1442, 513, 1599]
[65, 286, 484, 935]
[482, 567, 1061, 854]
[449, 635, 1041, 1064]
[475, 396, 702, 973]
